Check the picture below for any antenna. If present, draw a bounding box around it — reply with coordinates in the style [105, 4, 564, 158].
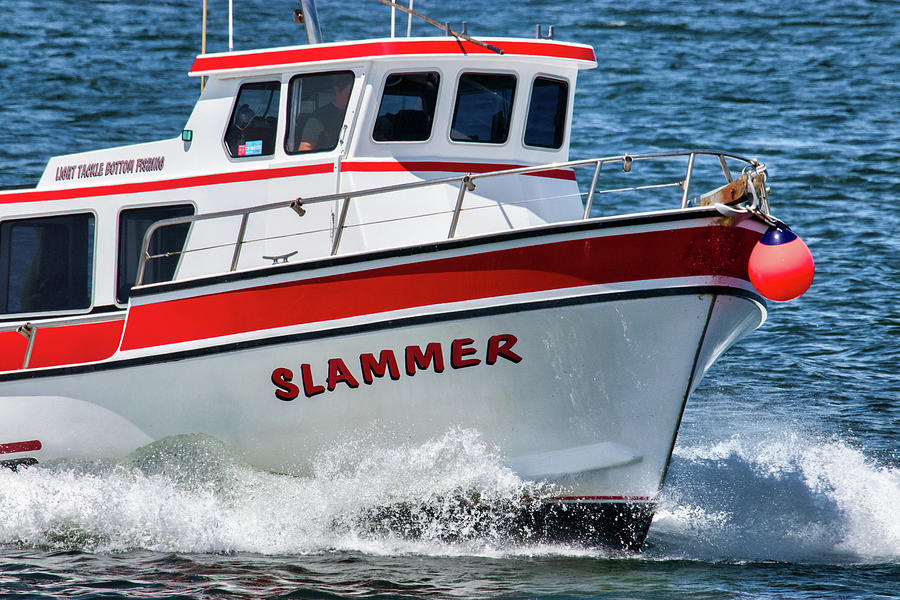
[201, 0, 207, 91]
[390, 0, 415, 37]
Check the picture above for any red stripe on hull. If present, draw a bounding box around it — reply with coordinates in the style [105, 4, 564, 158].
[0, 318, 124, 371]
[189, 39, 596, 74]
[0, 440, 42, 455]
[120, 225, 759, 350]
[0, 163, 332, 205]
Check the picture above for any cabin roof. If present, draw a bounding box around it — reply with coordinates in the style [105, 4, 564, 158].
[189, 37, 597, 77]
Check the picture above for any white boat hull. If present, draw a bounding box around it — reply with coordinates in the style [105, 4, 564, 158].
[0, 213, 766, 548]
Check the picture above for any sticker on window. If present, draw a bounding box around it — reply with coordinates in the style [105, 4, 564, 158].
[238, 140, 263, 157]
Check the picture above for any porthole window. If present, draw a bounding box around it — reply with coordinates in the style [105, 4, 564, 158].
[373, 72, 440, 142]
[450, 73, 516, 144]
[524, 77, 568, 149]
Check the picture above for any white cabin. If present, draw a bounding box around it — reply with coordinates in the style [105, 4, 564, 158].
[0, 36, 595, 335]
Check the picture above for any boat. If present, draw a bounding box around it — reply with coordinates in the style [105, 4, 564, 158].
[0, 1, 811, 550]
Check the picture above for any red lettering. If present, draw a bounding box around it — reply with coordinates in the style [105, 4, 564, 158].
[405, 342, 445, 375]
[360, 350, 400, 384]
[327, 357, 360, 391]
[486, 334, 523, 365]
[271, 368, 299, 401]
[451, 338, 481, 369]
[274, 334, 524, 401]
[300, 363, 325, 397]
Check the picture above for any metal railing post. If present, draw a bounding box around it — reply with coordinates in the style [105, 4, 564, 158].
[230, 213, 249, 271]
[582, 159, 603, 219]
[717, 153, 733, 183]
[135, 250, 150, 287]
[447, 175, 473, 238]
[680, 152, 696, 208]
[17, 323, 35, 370]
[331, 195, 351, 255]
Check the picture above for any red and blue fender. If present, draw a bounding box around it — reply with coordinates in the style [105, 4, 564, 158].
[748, 224, 815, 302]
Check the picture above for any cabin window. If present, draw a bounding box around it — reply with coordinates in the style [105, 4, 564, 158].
[224, 81, 281, 158]
[450, 73, 516, 144]
[373, 72, 440, 142]
[285, 71, 355, 154]
[116, 204, 194, 304]
[0, 213, 94, 315]
[524, 77, 568, 149]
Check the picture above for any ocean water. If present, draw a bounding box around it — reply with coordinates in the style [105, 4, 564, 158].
[0, 0, 898, 598]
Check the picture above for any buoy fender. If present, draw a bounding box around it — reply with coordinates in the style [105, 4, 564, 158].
[748, 225, 814, 302]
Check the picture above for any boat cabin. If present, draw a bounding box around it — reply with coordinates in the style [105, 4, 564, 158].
[0, 36, 596, 369]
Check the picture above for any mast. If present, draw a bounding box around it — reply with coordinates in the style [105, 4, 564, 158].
[299, 0, 324, 44]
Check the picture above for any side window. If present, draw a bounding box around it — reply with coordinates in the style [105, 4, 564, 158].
[524, 77, 568, 149]
[0, 213, 94, 315]
[117, 205, 194, 304]
[224, 81, 280, 158]
[450, 73, 516, 144]
[285, 71, 355, 154]
[373, 72, 440, 142]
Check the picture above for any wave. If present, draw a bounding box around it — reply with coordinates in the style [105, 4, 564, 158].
[1, 426, 895, 563]
[0, 429, 578, 557]
[649, 428, 899, 563]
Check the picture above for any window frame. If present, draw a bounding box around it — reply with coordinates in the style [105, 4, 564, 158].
[222, 79, 282, 160]
[283, 70, 357, 156]
[0, 210, 97, 318]
[523, 75, 570, 151]
[114, 202, 196, 307]
[371, 70, 442, 144]
[448, 71, 518, 147]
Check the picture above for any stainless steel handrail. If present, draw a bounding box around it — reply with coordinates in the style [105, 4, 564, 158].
[135, 150, 763, 286]
[0, 312, 126, 335]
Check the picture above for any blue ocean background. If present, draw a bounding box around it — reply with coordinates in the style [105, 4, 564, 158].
[0, 0, 898, 597]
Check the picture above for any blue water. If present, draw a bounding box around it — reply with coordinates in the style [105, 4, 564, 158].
[1, 0, 898, 597]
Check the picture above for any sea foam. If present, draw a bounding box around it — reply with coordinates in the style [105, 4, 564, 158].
[2, 426, 895, 562]
[0, 429, 570, 557]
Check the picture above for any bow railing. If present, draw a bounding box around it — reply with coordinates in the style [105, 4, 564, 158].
[135, 150, 767, 287]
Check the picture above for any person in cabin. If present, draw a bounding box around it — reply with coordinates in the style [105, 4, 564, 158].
[297, 77, 353, 152]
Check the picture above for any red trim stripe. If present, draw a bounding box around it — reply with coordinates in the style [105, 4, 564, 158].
[120, 225, 759, 350]
[0, 161, 572, 205]
[0, 317, 125, 371]
[190, 39, 597, 75]
[0, 163, 332, 205]
[343, 161, 577, 181]
[0, 440, 42, 455]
